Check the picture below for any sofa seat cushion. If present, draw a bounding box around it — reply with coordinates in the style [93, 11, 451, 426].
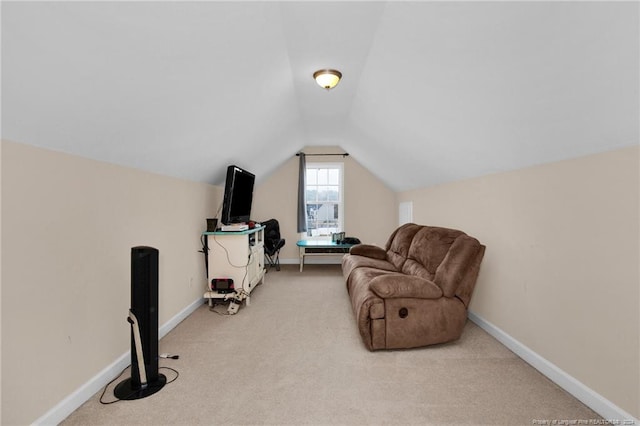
[370, 274, 442, 299]
[342, 254, 397, 281]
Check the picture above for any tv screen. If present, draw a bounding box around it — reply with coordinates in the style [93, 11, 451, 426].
[221, 165, 255, 225]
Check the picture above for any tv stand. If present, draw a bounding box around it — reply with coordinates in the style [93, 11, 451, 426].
[202, 226, 265, 314]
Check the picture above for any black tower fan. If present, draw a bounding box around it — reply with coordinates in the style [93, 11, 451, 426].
[114, 246, 166, 399]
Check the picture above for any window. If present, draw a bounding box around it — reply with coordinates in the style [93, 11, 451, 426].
[305, 163, 343, 238]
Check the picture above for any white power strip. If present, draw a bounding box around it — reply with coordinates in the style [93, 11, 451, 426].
[227, 301, 240, 315]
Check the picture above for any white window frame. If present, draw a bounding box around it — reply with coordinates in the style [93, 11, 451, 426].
[302, 162, 344, 241]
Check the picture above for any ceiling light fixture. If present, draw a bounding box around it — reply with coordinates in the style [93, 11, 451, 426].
[313, 69, 342, 90]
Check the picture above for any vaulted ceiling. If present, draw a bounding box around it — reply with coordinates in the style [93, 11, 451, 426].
[2, 1, 638, 191]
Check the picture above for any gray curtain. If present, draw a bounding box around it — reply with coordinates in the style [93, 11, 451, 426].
[297, 153, 307, 233]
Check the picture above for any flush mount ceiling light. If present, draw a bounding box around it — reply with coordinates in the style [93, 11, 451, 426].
[313, 69, 342, 90]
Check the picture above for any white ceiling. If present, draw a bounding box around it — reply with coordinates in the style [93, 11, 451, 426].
[2, 1, 638, 191]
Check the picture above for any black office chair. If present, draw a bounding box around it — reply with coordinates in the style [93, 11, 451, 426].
[263, 218, 286, 271]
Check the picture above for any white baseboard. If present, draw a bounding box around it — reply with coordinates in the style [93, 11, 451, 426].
[159, 297, 203, 339]
[468, 310, 639, 424]
[33, 351, 131, 426]
[33, 297, 204, 426]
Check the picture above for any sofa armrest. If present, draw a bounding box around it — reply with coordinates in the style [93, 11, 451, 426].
[370, 274, 443, 299]
[349, 244, 387, 260]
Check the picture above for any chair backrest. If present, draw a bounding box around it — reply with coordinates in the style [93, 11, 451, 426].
[262, 218, 281, 251]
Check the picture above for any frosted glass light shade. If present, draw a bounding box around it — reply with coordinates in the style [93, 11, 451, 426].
[313, 69, 342, 90]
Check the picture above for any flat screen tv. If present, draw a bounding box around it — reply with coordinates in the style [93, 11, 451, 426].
[221, 165, 255, 225]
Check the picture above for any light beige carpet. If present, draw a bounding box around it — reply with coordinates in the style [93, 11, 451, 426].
[62, 264, 599, 425]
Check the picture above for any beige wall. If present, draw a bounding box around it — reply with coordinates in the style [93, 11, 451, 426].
[251, 146, 397, 261]
[399, 145, 640, 418]
[4, 139, 636, 422]
[1, 140, 221, 425]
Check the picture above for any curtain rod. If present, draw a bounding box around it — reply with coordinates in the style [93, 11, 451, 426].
[296, 152, 349, 157]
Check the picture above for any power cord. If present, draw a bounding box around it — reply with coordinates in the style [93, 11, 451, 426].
[98, 361, 180, 405]
[212, 234, 252, 269]
[209, 303, 232, 315]
[161, 366, 179, 384]
[208, 298, 241, 316]
[99, 365, 130, 405]
[159, 353, 179, 360]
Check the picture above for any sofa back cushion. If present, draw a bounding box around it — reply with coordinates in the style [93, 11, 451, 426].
[385, 224, 485, 304]
[435, 235, 483, 299]
[385, 223, 422, 271]
[401, 227, 464, 281]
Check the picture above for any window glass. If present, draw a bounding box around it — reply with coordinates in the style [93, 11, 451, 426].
[304, 163, 343, 239]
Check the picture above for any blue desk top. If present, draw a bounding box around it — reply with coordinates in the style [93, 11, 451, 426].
[297, 240, 355, 249]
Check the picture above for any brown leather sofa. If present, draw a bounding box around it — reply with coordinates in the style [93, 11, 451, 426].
[342, 223, 485, 350]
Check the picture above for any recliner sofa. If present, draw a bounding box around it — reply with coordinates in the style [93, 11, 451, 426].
[342, 223, 485, 350]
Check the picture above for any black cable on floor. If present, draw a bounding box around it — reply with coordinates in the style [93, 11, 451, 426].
[98, 364, 179, 405]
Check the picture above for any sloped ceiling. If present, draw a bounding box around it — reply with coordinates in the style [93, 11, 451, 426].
[2, 1, 638, 191]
